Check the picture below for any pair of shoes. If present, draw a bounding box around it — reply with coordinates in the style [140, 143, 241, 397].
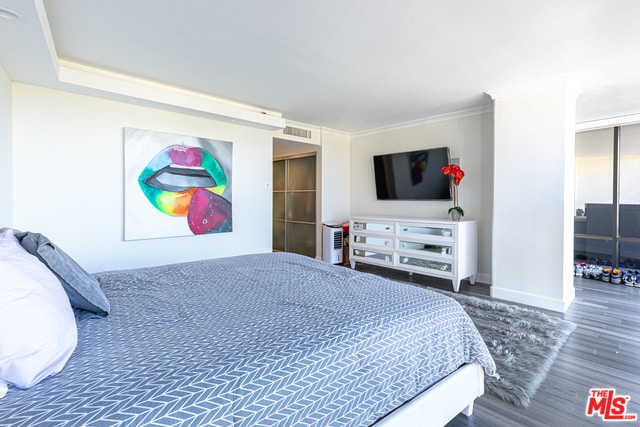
[583, 265, 603, 280]
[622, 272, 635, 286]
[611, 269, 622, 285]
[574, 262, 586, 277]
[631, 270, 640, 288]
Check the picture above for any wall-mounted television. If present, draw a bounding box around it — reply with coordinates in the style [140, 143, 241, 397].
[373, 146, 452, 200]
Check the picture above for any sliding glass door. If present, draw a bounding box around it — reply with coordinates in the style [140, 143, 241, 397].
[575, 123, 640, 269]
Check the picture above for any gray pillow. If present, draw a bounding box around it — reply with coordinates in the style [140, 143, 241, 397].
[7, 229, 110, 316]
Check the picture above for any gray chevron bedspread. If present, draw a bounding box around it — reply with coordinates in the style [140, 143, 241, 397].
[1, 252, 495, 426]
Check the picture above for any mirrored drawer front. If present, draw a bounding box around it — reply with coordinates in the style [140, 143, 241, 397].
[352, 249, 393, 264]
[398, 224, 454, 238]
[398, 255, 453, 273]
[398, 239, 453, 256]
[352, 221, 393, 233]
[353, 234, 393, 248]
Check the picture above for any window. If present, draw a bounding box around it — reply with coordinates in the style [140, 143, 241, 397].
[575, 124, 640, 269]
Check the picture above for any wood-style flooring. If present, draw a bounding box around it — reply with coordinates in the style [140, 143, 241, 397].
[354, 264, 640, 427]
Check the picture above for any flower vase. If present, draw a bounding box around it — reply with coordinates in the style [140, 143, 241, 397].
[449, 185, 462, 221]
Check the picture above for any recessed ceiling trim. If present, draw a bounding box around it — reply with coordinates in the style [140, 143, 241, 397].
[0, 7, 20, 20]
[57, 60, 286, 130]
[34, 0, 59, 77]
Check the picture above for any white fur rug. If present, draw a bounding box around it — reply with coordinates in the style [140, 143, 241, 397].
[430, 288, 576, 408]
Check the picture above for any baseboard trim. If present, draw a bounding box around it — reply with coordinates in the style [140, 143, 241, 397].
[490, 286, 572, 313]
[475, 273, 492, 285]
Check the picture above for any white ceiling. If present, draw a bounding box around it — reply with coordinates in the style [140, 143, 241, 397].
[2, 0, 640, 133]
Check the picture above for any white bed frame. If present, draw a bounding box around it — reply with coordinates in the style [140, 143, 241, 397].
[375, 363, 484, 427]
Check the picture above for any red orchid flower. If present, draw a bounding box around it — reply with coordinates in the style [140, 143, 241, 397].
[442, 164, 465, 186]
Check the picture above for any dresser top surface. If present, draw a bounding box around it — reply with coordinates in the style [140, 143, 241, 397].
[350, 216, 477, 225]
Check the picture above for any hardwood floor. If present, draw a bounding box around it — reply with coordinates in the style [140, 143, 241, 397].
[354, 264, 640, 427]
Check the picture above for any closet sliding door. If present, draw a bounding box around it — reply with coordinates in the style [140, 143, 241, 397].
[273, 154, 316, 257]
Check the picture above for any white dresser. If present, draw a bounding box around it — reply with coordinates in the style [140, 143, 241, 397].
[349, 216, 477, 292]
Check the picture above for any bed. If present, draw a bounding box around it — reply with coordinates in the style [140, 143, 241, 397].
[1, 245, 495, 426]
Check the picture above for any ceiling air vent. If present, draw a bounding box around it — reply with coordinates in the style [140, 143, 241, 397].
[283, 126, 312, 139]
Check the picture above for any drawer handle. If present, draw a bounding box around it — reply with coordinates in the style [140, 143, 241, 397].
[402, 257, 408, 263]
[384, 240, 389, 246]
[385, 226, 390, 231]
[355, 236, 361, 242]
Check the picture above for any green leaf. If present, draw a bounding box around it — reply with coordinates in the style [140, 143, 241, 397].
[448, 206, 464, 217]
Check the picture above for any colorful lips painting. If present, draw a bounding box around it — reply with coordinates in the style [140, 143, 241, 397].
[138, 144, 232, 235]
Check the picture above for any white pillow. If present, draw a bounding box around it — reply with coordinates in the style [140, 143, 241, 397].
[0, 229, 77, 397]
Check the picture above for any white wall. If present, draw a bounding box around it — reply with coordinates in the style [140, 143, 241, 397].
[320, 129, 350, 225]
[490, 77, 580, 312]
[12, 84, 274, 273]
[349, 113, 494, 281]
[0, 67, 12, 227]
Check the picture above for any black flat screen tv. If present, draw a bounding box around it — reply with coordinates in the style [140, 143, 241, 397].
[373, 146, 452, 200]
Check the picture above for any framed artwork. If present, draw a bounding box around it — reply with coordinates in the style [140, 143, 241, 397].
[124, 128, 233, 240]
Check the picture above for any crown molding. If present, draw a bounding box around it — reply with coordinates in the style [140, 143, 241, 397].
[350, 104, 493, 138]
[319, 126, 351, 138]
